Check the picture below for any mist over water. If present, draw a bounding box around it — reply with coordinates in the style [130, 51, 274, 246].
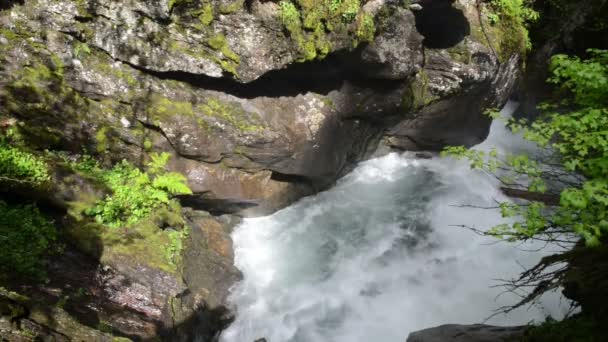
[220, 102, 571, 342]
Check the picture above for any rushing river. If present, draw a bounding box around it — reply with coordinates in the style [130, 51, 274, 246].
[219, 103, 571, 342]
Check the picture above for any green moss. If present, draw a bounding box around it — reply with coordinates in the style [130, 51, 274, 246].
[207, 33, 240, 63]
[471, 3, 531, 62]
[447, 42, 472, 64]
[143, 138, 153, 151]
[74, 0, 92, 19]
[496, 16, 528, 61]
[95, 127, 109, 153]
[2, 52, 94, 150]
[355, 13, 376, 43]
[321, 96, 335, 108]
[403, 70, 436, 112]
[208, 33, 227, 50]
[66, 207, 188, 275]
[196, 4, 214, 25]
[147, 94, 211, 131]
[0, 28, 18, 42]
[198, 97, 264, 132]
[148, 94, 194, 124]
[74, 21, 95, 41]
[278, 0, 376, 61]
[87, 53, 138, 87]
[219, 0, 245, 14]
[301, 38, 317, 61]
[102, 217, 186, 274]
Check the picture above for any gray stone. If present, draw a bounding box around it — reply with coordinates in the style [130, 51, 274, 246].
[407, 324, 526, 342]
[360, 8, 424, 79]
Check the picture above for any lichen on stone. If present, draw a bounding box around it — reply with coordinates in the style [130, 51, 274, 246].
[198, 97, 264, 132]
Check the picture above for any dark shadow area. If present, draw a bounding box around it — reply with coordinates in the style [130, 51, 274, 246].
[414, 0, 470, 49]
[128, 48, 402, 99]
[154, 301, 234, 342]
[0, 0, 24, 10]
[178, 195, 259, 216]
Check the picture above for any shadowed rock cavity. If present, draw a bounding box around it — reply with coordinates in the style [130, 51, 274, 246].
[129, 48, 397, 99]
[0, 0, 24, 10]
[414, 0, 471, 49]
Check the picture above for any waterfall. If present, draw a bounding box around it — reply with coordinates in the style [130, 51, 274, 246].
[219, 102, 571, 342]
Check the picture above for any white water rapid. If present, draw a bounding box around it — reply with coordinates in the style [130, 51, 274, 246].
[219, 102, 571, 342]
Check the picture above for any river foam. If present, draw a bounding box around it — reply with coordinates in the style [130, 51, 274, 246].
[219, 103, 571, 342]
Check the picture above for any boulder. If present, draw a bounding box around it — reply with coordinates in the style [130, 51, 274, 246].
[407, 324, 526, 342]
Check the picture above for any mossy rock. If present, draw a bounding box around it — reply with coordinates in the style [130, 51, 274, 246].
[64, 207, 187, 275]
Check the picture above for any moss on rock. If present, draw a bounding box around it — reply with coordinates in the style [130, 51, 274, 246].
[198, 97, 264, 132]
[278, 0, 377, 61]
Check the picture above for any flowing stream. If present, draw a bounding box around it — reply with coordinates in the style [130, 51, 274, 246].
[219, 102, 571, 342]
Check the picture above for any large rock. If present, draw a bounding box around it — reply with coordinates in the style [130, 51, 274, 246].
[0, 0, 526, 215]
[407, 324, 526, 342]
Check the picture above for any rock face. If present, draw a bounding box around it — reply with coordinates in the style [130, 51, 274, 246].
[0, 0, 524, 215]
[407, 324, 526, 342]
[0, 0, 528, 340]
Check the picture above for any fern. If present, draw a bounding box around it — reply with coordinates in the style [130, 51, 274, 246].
[147, 152, 171, 175]
[152, 173, 192, 195]
[84, 153, 191, 228]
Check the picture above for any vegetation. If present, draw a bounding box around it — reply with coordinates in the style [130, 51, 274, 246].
[444, 49, 608, 247]
[0, 201, 57, 280]
[0, 142, 50, 187]
[443, 49, 608, 335]
[523, 314, 608, 342]
[482, 0, 539, 58]
[278, 0, 375, 61]
[82, 152, 192, 228]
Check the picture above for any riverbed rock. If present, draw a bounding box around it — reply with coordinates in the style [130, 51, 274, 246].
[406, 324, 527, 342]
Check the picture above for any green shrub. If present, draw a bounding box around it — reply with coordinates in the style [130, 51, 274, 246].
[523, 315, 608, 342]
[488, 0, 539, 51]
[0, 201, 57, 280]
[84, 153, 192, 228]
[0, 143, 50, 186]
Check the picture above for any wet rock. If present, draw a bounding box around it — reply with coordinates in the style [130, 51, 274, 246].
[415, 152, 433, 159]
[360, 8, 424, 79]
[384, 0, 522, 151]
[407, 324, 526, 342]
[182, 211, 242, 309]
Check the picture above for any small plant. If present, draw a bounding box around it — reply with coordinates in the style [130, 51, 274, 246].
[85, 153, 192, 228]
[0, 201, 57, 280]
[341, 0, 360, 22]
[165, 228, 189, 267]
[490, 0, 540, 23]
[279, 1, 301, 33]
[73, 41, 91, 59]
[487, 0, 539, 51]
[0, 142, 50, 186]
[356, 13, 376, 42]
